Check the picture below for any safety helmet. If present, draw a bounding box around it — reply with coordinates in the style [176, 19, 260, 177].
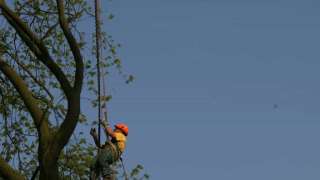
[114, 123, 129, 136]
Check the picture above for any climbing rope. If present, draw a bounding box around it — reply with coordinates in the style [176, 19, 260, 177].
[120, 157, 129, 180]
[101, 51, 110, 142]
[94, 0, 103, 146]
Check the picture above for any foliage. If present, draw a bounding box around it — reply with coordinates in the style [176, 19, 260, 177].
[0, 0, 144, 179]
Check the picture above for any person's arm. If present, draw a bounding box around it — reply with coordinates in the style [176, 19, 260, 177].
[102, 121, 116, 139]
[90, 128, 101, 148]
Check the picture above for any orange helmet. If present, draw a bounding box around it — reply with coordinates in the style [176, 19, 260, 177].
[115, 123, 129, 136]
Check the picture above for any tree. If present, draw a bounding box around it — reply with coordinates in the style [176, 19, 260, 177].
[0, 0, 145, 179]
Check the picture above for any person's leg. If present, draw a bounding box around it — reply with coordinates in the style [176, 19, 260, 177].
[98, 144, 119, 179]
[101, 163, 116, 180]
[97, 147, 114, 179]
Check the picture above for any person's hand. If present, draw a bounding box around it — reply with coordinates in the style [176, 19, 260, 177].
[90, 128, 97, 136]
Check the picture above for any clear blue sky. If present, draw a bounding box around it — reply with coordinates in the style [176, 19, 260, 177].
[88, 0, 320, 179]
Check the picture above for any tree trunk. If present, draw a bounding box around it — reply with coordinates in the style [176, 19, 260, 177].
[39, 159, 59, 180]
[38, 144, 60, 180]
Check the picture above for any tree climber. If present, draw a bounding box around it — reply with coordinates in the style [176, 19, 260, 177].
[90, 121, 129, 180]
